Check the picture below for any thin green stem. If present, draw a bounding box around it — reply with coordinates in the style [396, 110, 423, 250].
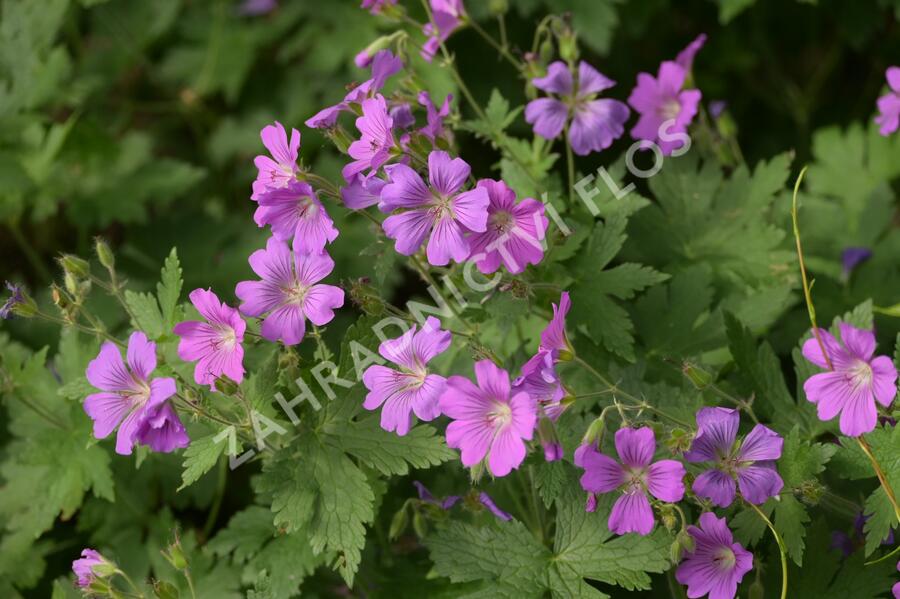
[463, 16, 523, 71]
[790, 167, 900, 525]
[746, 501, 787, 599]
[409, 255, 476, 336]
[183, 567, 197, 599]
[563, 122, 576, 205]
[202, 456, 228, 539]
[6, 221, 52, 281]
[115, 569, 146, 599]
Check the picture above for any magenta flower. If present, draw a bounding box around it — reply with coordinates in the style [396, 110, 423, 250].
[418, 91, 452, 142]
[422, 0, 465, 62]
[254, 180, 338, 254]
[238, 0, 277, 16]
[893, 561, 900, 599]
[0, 281, 24, 319]
[802, 323, 898, 436]
[360, 0, 396, 13]
[440, 360, 537, 477]
[684, 407, 783, 507]
[72, 548, 108, 588]
[381, 150, 489, 266]
[575, 428, 685, 536]
[525, 61, 630, 156]
[84, 332, 187, 455]
[235, 237, 344, 346]
[841, 247, 872, 280]
[627, 61, 701, 155]
[541, 291, 572, 356]
[875, 66, 900, 136]
[675, 512, 753, 599]
[342, 94, 396, 181]
[467, 179, 547, 275]
[252, 122, 300, 200]
[173, 289, 246, 390]
[306, 50, 402, 129]
[675, 33, 707, 73]
[362, 316, 451, 435]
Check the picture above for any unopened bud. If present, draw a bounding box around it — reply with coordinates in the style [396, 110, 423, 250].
[214, 375, 239, 396]
[796, 479, 825, 506]
[538, 39, 554, 65]
[488, 0, 508, 15]
[682, 361, 713, 390]
[163, 538, 187, 570]
[64, 271, 79, 296]
[581, 415, 606, 448]
[747, 578, 765, 599]
[94, 237, 115, 270]
[59, 254, 90, 279]
[670, 529, 695, 565]
[469, 460, 485, 484]
[412, 510, 428, 538]
[389, 505, 409, 539]
[585, 493, 597, 512]
[558, 30, 578, 64]
[658, 505, 678, 532]
[153, 580, 180, 599]
[666, 428, 692, 455]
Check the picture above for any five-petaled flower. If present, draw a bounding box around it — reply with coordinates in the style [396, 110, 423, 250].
[174, 288, 246, 390]
[440, 360, 537, 477]
[525, 61, 631, 156]
[575, 427, 686, 536]
[252, 121, 300, 200]
[254, 180, 338, 254]
[802, 323, 898, 437]
[85, 331, 188, 455]
[675, 512, 753, 599]
[684, 407, 783, 507]
[235, 237, 344, 346]
[362, 316, 451, 435]
[381, 150, 489, 266]
[875, 66, 900, 136]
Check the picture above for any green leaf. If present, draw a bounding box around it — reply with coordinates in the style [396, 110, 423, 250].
[124, 290, 164, 340]
[157, 247, 183, 332]
[179, 433, 227, 491]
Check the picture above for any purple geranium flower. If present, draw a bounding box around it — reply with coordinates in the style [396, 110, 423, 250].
[675, 512, 753, 599]
[418, 91, 453, 142]
[343, 94, 396, 181]
[628, 61, 701, 155]
[893, 561, 900, 599]
[525, 61, 630, 156]
[252, 122, 300, 200]
[802, 323, 898, 437]
[841, 247, 872, 280]
[235, 237, 344, 346]
[173, 289, 246, 390]
[685, 407, 784, 507]
[381, 150, 489, 266]
[440, 360, 537, 477]
[84, 332, 188, 455]
[255, 180, 338, 254]
[413, 481, 512, 520]
[306, 50, 403, 129]
[362, 316, 451, 435]
[238, 0, 277, 16]
[467, 179, 547, 275]
[876, 67, 900, 136]
[575, 427, 686, 536]
[422, 0, 465, 62]
[72, 548, 108, 588]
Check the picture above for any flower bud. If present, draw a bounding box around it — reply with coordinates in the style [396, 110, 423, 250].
[94, 237, 115, 270]
[538, 39, 554, 65]
[666, 428, 692, 455]
[388, 505, 409, 540]
[670, 529, 695, 565]
[682, 361, 713, 390]
[747, 578, 765, 599]
[64, 271, 80, 296]
[585, 493, 598, 513]
[658, 504, 678, 532]
[162, 537, 188, 571]
[153, 580, 181, 599]
[581, 414, 606, 448]
[214, 375, 240, 396]
[537, 415, 563, 462]
[412, 510, 428, 538]
[488, 0, 508, 15]
[59, 254, 90, 279]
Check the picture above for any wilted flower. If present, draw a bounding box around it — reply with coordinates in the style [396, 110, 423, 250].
[173, 289, 246, 390]
[802, 323, 898, 436]
[675, 512, 753, 599]
[413, 481, 512, 520]
[362, 316, 451, 435]
[684, 407, 783, 507]
[440, 360, 537, 477]
[85, 332, 188, 455]
[525, 61, 630, 156]
[235, 238, 344, 346]
[575, 427, 685, 536]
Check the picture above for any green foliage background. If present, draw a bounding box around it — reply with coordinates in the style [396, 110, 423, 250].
[1, 0, 900, 597]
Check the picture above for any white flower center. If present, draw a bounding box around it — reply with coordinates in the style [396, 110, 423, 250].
[713, 546, 736, 571]
[217, 326, 238, 351]
[486, 400, 513, 429]
[623, 467, 648, 493]
[285, 283, 310, 307]
[298, 197, 316, 220]
[489, 210, 514, 234]
[658, 98, 681, 120]
[430, 193, 455, 220]
[849, 359, 874, 390]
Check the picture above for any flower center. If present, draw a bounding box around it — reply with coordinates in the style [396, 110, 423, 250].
[430, 193, 455, 220]
[489, 210, 514, 234]
[623, 467, 647, 493]
[658, 98, 681, 120]
[486, 400, 513, 429]
[849, 359, 873, 390]
[217, 326, 238, 351]
[285, 283, 309, 306]
[712, 546, 736, 571]
[125, 379, 152, 407]
[297, 197, 316, 220]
